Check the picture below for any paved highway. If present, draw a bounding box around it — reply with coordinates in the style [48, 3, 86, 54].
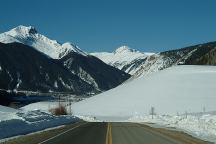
[38, 122, 211, 144]
[39, 122, 107, 144]
[112, 123, 179, 144]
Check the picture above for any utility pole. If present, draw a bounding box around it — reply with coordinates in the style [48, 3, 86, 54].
[58, 95, 60, 107]
[203, 107, 206, 113]
[150, 106, 155, 119]
[69, 98, 72, 115]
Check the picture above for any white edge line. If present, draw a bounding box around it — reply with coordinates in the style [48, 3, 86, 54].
[38, 122, 87, 144]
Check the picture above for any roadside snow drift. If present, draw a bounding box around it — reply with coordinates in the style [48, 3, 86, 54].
[0, 104, 79, 139]
[72, 65, 216, 117]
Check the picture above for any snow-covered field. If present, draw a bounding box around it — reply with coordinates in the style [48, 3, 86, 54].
[72, 65, 216, 143]
[0, 102, 79, 140]
[72, 65, 216, 116]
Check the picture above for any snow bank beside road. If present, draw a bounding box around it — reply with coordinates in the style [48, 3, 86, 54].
[0, 105, 20, 121]
[0, 105, 79, 139]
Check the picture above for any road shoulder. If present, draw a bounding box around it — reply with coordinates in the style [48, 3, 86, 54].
[137, 123, 213, 144]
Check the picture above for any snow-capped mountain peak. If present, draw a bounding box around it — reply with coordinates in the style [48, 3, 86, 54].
[114, 45, 138, 54]
[0, 25, 87, 59]
[6, 25, 38, 36]
[91, 46, 153, 75]
[62, 42, 87, 56]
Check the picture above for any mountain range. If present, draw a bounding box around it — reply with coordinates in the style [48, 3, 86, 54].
[0, 25, 216, 98]
[0, 26, 130, 97]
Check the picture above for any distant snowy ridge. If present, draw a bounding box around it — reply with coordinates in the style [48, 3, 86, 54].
[93, 42, 216, 77]
[0, 25, 87, 59]
[134, 41, 216, 77]
[91, 46, 154, 75]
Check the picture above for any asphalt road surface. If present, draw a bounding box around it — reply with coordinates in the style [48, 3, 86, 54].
[39, 122, 107, 144]
[38, 122, 211, 144]
[112, 123, 180, 144]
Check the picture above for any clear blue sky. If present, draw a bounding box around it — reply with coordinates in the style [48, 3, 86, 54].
[1, 0, 216, 52]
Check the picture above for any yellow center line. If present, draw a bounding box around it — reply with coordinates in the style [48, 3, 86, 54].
[109, 123, 112, 144]
[105, 123, 112, 144]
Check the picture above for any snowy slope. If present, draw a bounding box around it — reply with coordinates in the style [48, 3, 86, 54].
[0, 25, 87, 59]
[91, 46, 154, 75]
[72, 65, 216, 117]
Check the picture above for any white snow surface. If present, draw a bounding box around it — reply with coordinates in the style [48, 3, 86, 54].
[0, 105, 19, 121]
[21, 101, 61, 113]
[0, 25, 87, 59]
[72, 65, 216, 117]
[0, 103, 79, 139]
[91, 46, 154, 74]
[21, 101, 75, 114]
